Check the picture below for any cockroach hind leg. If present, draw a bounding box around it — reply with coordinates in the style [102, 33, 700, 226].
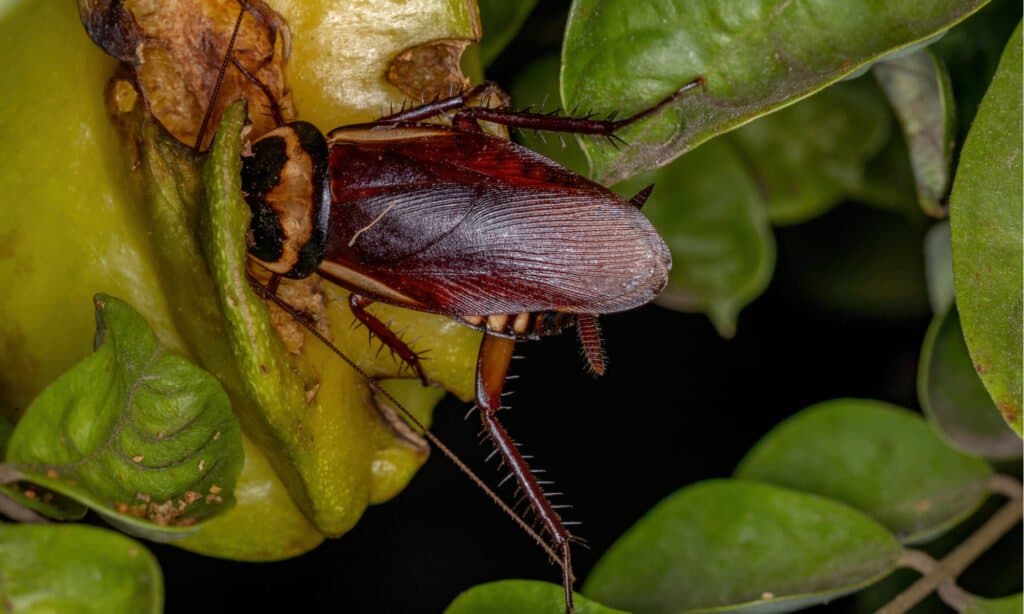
[476, 334, 578, 612]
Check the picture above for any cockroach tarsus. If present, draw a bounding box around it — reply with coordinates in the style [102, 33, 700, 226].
[200, 5, 705, 612]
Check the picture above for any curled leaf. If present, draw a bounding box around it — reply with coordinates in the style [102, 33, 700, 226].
[873, 49, 956, 217]
[4, 295, 243, 536]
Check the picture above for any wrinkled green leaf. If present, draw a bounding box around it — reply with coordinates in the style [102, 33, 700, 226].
[736, 399, 993, 543]
[949, 22, 1023, 436]
[444, 580, 626, 614]
[924, 221, 955, 313]
[873, 50, 956, 217]
[562, 0, 989, 183]
[509, 55, 588, 174]
[729, 77, 892, 225]
[920, 307, 1021, 459]
[965, 593, 1024, 614]
[584, 479, 902, 613]
[0, 522, 162, 614]
[617, 138, 774, 337]
[477, 0, 537, 66]
[4, 295, 243, 537]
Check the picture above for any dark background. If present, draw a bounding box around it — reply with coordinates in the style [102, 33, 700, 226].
[150, 203, 1022, 613]
[150, 2, 1022, 612]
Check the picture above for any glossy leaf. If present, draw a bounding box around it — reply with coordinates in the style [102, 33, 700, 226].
[445, 580, 626, 614]
[736, 399, 993, 543]
[0, 522, 162, 613]
[919, 307, 1021, 459]
[617, 138, 774, 337]
[965, 593, 1024, 614]
[584, 479, 902, 613]
[949, 22, 1023, 435]
[924, 221, 955, 313]
[873, 50, 956, 217]
[4, 295, 243, 536]
[729, 77, 892, 225]
[562, 0, 990, 183]
[477, 0, 537, 66]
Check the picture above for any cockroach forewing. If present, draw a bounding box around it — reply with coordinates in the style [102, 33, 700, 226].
[318, 127, 671, 316]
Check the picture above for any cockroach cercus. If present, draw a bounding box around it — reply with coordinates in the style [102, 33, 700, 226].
[196, 6, 704, 613]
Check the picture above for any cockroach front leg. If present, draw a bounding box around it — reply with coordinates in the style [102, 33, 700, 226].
[348, 294, 429, 385]
[476, 333, 577, 614]
[452, 77, 706, 137]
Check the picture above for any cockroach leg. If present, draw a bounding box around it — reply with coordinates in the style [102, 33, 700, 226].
[452, 76, 706, 136]
[575, 315, 606, 377]
[348, 294, 429, 385]
[376, 81, 508, 124]
[476, 333, 576, 613]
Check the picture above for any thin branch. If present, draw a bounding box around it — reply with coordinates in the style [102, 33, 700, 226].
[878, 475, 1023, 614]
[897, 549, 975, 611]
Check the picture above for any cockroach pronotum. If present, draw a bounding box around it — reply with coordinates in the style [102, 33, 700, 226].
[160, 4, 703, 612]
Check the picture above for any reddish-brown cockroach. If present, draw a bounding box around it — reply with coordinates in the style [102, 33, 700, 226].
[199, 5, 704, 612]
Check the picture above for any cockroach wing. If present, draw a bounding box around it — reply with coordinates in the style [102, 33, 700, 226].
[319, 127, 670, 316]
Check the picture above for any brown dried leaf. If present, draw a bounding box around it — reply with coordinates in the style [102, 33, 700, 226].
[80, 0, 294, 150]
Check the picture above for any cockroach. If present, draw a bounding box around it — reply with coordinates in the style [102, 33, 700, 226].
[195, 5, 704, 612]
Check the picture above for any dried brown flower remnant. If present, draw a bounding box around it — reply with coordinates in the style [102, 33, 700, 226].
[80, 0, 294, 151]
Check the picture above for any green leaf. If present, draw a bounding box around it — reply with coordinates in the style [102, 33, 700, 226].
[965, 593, 1024, 614]
[617, 138, 774, 337]
[873, 50, 956, 218]
[919, 307, 1021, 459]
[584, 479, 902, 613]
[0, 522, 162, 614]
[729, 77, 892, 225]
[924, 221, 955, 313]
[477, 0, 537, 66]
[736, 399, 993, 543]
[4, 295, 243, 537]
[561, 0, 990, 183]
[444, 580, 627, 614]
[949, 22, 1023, 436]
